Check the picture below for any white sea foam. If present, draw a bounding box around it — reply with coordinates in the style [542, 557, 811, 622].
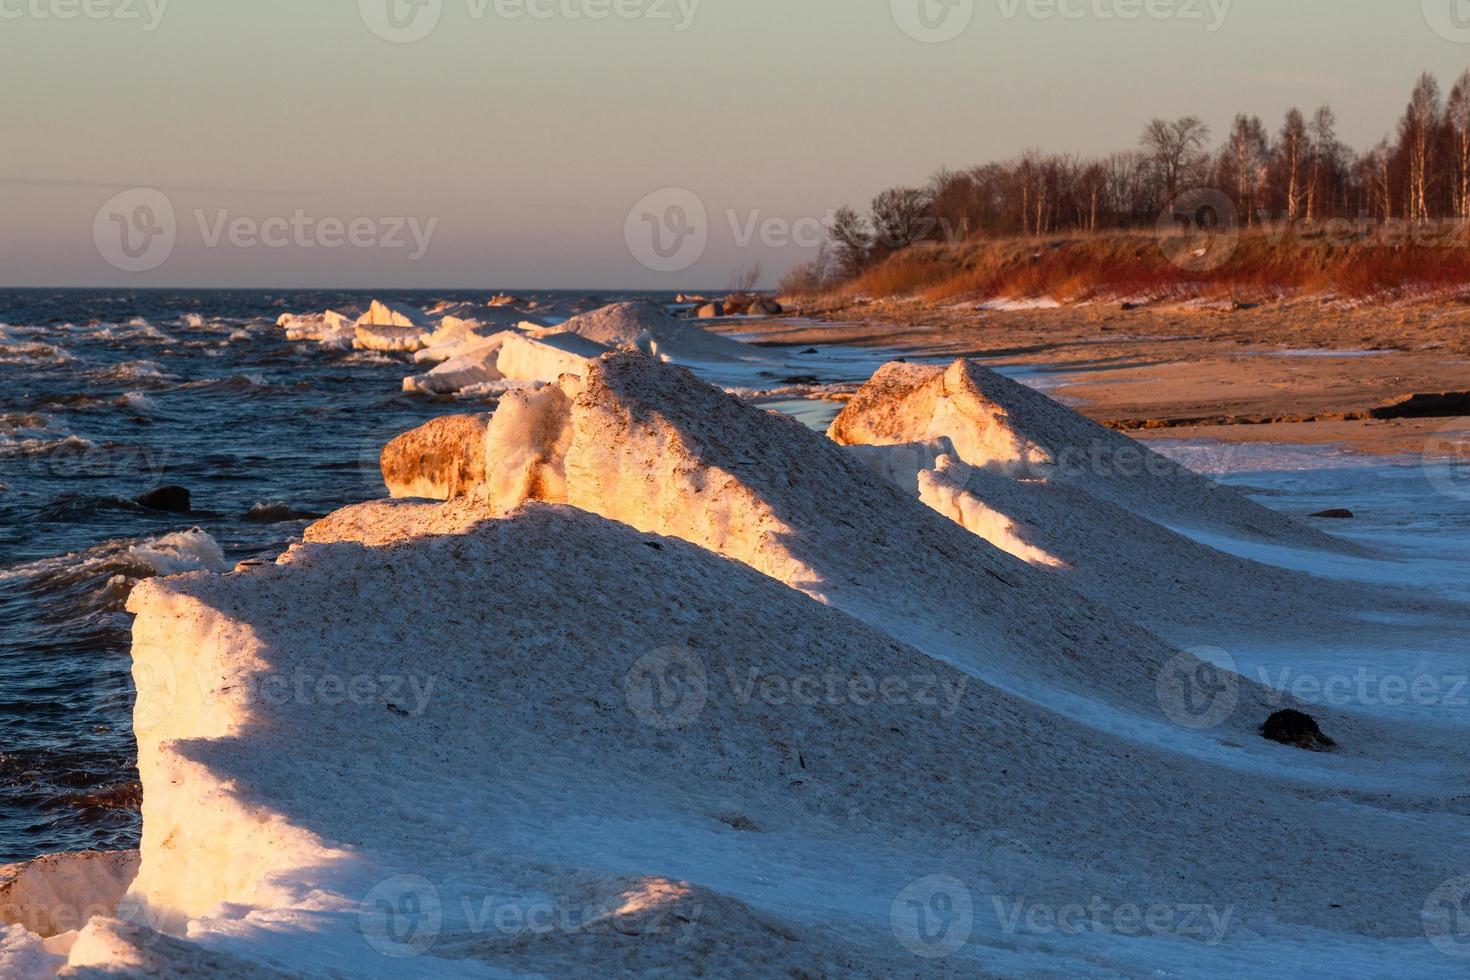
[118, 392, 160, 415]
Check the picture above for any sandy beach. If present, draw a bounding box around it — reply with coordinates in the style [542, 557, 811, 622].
[718, 298, 1470, 458]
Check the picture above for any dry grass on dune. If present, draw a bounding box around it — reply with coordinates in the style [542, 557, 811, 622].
[827, 226, 1470, 306]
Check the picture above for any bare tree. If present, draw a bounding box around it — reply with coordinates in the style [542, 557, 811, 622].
[1222, 115, 1270, 225]
[869, 187, 934, 254]
[1400, 72, 1442, 222]
[1139, 116, 1212, 203]
[1448, 72, 1470, 220]
[1307, 106, 1341, 221]
[727, 261, 763, 294]
[1278, 108, 1309, 223]
[777, 242, 833, 295]
[829, 206, 872, 279]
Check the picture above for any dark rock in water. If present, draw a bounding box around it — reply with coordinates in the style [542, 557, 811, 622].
[800, 348, 820, 355]
[243, 502, 318, 524]
[1310, 509, 1355, 520]
[134, 486, 191, 513]
[1261, 709, 1335, 751]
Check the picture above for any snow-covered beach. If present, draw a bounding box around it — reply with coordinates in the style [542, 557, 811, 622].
[3, 295, 1468, 977]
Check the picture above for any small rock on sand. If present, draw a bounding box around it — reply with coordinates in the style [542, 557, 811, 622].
[1261, 709, 1335, 752]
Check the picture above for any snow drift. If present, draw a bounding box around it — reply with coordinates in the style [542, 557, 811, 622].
[829, 359, 1355, 551]
[844, 440, 1440, 647]
[12, 353, 1467, 977]
[542, 300, 759, 363]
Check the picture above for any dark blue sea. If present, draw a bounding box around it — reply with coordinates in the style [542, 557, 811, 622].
[0, 289, 684, 864]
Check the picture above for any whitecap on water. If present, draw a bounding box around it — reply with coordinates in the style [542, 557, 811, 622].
[92, 319, 177, 344]
[0, 324, 73, 365]
[117, 392, 160, 415]
[96, 360, 174, 385]
[0, 528, 231, 617]
[0, 414, 93, 459]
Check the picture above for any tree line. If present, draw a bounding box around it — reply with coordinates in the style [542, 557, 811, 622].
[785, 70, 1470, 291]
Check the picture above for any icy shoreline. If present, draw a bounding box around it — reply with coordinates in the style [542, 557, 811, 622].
[4, 302, 1468, 977]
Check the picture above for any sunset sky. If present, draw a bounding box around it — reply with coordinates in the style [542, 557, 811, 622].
[4, 0, 1467, 287]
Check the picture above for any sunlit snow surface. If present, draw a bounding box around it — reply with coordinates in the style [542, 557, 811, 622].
[662, 366, 1470, 977]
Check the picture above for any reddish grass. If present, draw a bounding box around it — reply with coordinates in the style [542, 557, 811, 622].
[825, 226, 1470, 306]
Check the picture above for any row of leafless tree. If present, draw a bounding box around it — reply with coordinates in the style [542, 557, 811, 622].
[796, 70, 1470, 287]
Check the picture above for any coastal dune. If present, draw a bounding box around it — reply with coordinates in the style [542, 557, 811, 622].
[6, 351, 1466, 976]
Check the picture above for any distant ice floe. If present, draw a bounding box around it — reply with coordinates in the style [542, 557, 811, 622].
[274, 297, 771, 399]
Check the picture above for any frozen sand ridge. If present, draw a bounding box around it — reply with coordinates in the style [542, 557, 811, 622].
[478, 353, 1357, 728]
[19, 352, 1467, 975]
[104, 502, 1018, 976]
[830, 359, 1356, 551]
[847, 444, 1442, 647]
[546, 301, 759, 362]
[82, 355, 1468, 975]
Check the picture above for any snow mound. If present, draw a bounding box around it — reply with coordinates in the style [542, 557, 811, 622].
[356, 300, 428, 329]
[93, 488, 1467, 974]
[114, 502, 1017, 975]
[478, 353, 1307, 725]
[354, 323, 427, 354]
[544, 301, 758, 363]
[830, 359, 1354, 551]
[380, 414, 492, 500]
[848, 443, 1424, 646]
[0, 926, 62, 980]
[402, 335, 513, 395]
[495, 331, 609, 383]
[277, 310, 356, 349]
[0, 851, 138, 940]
